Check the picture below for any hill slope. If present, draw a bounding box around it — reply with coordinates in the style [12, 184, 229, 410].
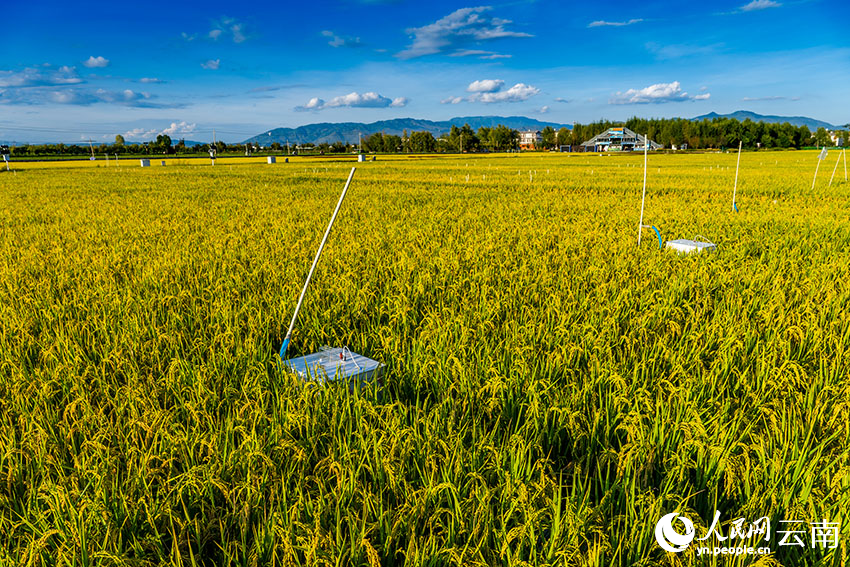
[243, 116, 572, 146]
[692, 110, 839, 130]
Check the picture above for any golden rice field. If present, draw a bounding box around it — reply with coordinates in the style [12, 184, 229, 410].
[1, 150, 849, 566]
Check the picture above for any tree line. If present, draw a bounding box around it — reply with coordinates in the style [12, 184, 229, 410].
[344, 118, 844, 152]
[6, 135, 250, 157]
[6, 117, 847, 157]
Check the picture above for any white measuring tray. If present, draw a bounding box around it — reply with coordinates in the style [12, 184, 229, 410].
[665, 239, 716, 254]
[283, 346, 384, 388]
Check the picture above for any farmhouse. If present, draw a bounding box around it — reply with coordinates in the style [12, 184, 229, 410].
[519, 131, 543, 150]
[581, 127, 661, 152]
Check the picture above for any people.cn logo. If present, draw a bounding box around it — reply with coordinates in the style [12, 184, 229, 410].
[655, 512, 696, 552]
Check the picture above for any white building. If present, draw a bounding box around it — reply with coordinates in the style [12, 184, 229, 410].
[519, 131, 543, 150]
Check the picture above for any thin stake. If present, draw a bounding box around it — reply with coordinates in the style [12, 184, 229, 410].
[812, 150, 823, 190]
[280, 167, 357, 359]
[844, 148, 847, 181]
[732, 140, 742, 211]
[829, 151, 841, 187]
[638, 134, 648, 246]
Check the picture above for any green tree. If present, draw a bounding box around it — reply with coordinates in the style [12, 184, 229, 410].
[152, 134, 172, 154]
[363, 132, 384, 152]
[409, 131, 437, 153]
[477, 127, 491, 150]
[383, 134, 402, 153]
[814, 127, 832, 147]
[570, 124, 584, 147]
[796, 126, 811, 148]
[114, 134, 125, 146]
[541, 126, 556, 149]
[488, 125, 516, 151]
[556, 127, 570, 148]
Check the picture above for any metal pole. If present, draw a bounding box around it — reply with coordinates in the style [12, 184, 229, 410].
[732, 140, 742, 210]
[811, 154, 821, 191]
[829, 151, 841, 187]
[280, 167, 357, 359]
[638, 134, 648, 246]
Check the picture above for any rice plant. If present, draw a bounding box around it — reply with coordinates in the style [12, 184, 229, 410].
[1, 151, 848, 566]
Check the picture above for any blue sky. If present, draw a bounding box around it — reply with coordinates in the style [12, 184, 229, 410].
[1, 0, 847, 143]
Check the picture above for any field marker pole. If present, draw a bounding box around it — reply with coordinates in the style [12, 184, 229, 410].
[732, 140, 742, 211]
[844, 149, 847, 181]
[812, 152, 822, 190]
[829, 151, 841, 187]
[638, 135, 648, 246]
[280, 167, 357, 360]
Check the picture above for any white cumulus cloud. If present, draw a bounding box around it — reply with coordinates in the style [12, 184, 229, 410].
[609, 81, 710, 104]
[397, 6, 531, 59]
[467, 79, 505, 93]
[83, 56, 110, 68]
[475, 83, 539, 103]
[295, 91, 408, 111]
[122, 121, 198, 141]
[447, 79, 540, 104]
[201, 59, 220, 70]
[300, 97, 325, 110]
[161, 121, 197, 136]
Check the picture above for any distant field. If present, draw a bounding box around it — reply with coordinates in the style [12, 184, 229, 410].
[1, 151, 849, 566]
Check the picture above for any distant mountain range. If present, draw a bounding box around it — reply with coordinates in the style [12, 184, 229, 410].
[243, 111, 844, 147]
[692, 110, 841, 131]
[243, 116, 572, 146]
